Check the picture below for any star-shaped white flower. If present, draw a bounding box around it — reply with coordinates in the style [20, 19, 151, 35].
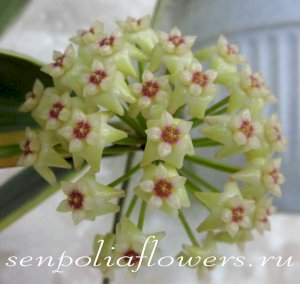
[19, 79, 44, 112]
[18, 128, 71, 185]
[58, 109, 101, 152]
[157, 27, 196, 55]
[70, 21, 104, 45]
[141, 111, 194, 168]
[217, 34, 244, 65]
[262, 158, 285, 196]
[128, 70, 170, 119]
[117, 15, 151, 33]
[150, 27, 195, 74]
[177, 233, 218, 275]
[117, 15, 158, 53]
[35, 90, 72, 130]
[91, 233, 117, 279]
[93, 30, 125, 57]
[18, 127, 40, 167]
[114, 218, 165, 270]
[80, 59, 135, 115]
[57, 175, 124, 224]
[220, 195, 254, 238]
[230, 109, 263, 150]
[197, 182, 255, 238]
[81, 59, 116, 96]
[240, 64, 276, 102]
[264, 113, 287, 152]
[169, 60, 218, 118]
[181, 60, 218, 97]
[91, 30, 148, 77]
[136, 163, 190, 215]
[254, 198, 276, 234]
[41, 44, 76, 78]
[58, 109, 127, 170]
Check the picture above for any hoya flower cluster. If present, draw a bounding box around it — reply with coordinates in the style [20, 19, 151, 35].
[18, 15, 286, 278]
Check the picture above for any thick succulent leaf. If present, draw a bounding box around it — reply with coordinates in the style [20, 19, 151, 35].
[0, 0, 30, 36]
[0, 167, 76, 231]
[0, 49, 52, 132]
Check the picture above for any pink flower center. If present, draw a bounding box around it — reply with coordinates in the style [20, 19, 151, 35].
[81, 27, 95, 37]
[49, 102, 64, 119]
[168, 35, 184, 47]
[68, 190, 84, 210]
[269, 168, 280, 184]
[153, 179, 173, 199]
[53, 55, 65, 68]
[232, 206, 245, 223]
[28, 92, 36, 99]
[226, 44, 238, 55]
[89, 70, 107, 85]
[240, 120, 254, 138]
[250, 75, 262, 89]
[192, 71, 209, 87]
[260, 208, 271, 224]
[23, 140, 32, 156]
[122, 249, 140, 265]
[141, 81, 160, 98]
[161, 126, 180, 144]
[272, 125, 282, 142]
[99, 36, 115, 47]
[73, 120, 91, 139]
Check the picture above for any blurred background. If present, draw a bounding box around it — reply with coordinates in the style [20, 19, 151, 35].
[0, 0, 299, 283]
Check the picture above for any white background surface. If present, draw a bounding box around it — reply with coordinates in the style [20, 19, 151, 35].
[0, 1, 299, 283]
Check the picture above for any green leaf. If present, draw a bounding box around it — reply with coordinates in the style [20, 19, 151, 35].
[0, 167, 76, 232]
[0, 0, 30, 36]
[0, 49, 52, 132]
[151, 0, 166, 28]
[0, 144, 22, 159]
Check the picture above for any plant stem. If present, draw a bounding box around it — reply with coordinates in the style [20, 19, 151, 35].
[180, 167, 220, 193]
[138, 61, 144, 80]
[137, 113, 147, 131]
[206, 96, 229, 115]
[102, 154, 136, 284]
[173, 105, 185, 118]
[113, 135, 145, 146]
[151, 0, 165, 28]
[192, 96, 229, 128]
[194, 46, 216, 61]
[192, 137, 220, 147]
[185, 155, 242, 173]
[103, 146, 142, 156]
[108, 162, 140, 188]
[118, 112, 146, 138]
[137, 200, 147, 230]
[109, 153, 136, 233]
[178, 210, 199, 246]
[184, 178, 203, 193]
[212, 106, 227, 115]
[125, 195, 138, 218]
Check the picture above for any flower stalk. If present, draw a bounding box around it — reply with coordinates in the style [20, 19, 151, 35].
[178, 210, 199, 247]
[185, 155, 242, 173]
[138, 200, 147, 230]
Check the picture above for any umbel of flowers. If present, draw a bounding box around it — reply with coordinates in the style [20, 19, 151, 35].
[18, 15, 287, 278]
